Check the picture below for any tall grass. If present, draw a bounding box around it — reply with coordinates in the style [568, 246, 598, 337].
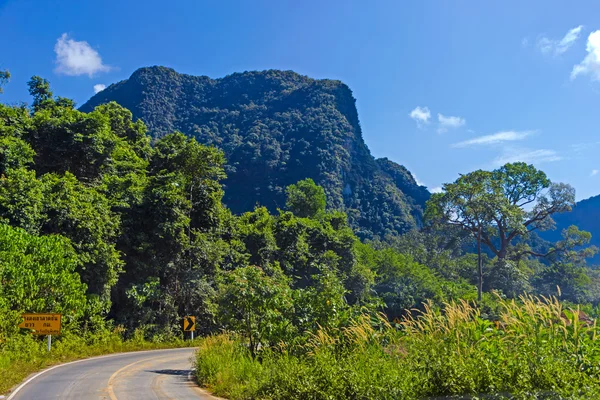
[195, 295, 600, 399]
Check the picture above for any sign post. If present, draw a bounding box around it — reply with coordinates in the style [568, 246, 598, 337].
[18, 313, 62, 351]
[183, 316, 196, 340]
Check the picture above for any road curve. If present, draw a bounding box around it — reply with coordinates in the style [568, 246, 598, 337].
[7, 347, 216, 400]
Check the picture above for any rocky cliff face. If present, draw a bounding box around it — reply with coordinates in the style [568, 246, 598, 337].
[81, 66, 430, 239]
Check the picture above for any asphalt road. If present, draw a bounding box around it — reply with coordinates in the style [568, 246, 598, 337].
[7, 347, 217, 400]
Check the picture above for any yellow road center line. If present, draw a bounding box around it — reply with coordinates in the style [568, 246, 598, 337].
[107, 358, 150, 400]
[6, 348, 196, 400]
[106, 354, 187, 400]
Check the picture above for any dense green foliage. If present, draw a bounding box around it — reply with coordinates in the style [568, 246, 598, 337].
[425, 163, 579, 263]
[285, 178, 326, 218]
[196, 296, 600, 400]
[426, 163, 598, 300]
[81, 66, 430, 240]
[0, 76, 452, 338]
[0, 224, 87, 337]
[2, 75, 599, 398]
[542, 194, 600, 265]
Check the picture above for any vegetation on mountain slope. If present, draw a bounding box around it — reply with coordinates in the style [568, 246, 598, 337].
[542, 194, 600, 266]
[81, 66, 430, 240]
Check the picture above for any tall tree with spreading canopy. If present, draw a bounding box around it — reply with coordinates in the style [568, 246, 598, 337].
[425, 162, 589, 299]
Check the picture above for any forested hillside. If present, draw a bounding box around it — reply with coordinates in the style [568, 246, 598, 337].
[542, 195, 600, 265]
[81, 66, 430, 239]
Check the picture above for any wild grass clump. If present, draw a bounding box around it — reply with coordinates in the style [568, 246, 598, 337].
[195, 335, 265, 398]
[401, 296, 600, 399]
[195, 295, 600, 399]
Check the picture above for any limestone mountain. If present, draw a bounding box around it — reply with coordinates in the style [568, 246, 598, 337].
[81, 66, 429, 239]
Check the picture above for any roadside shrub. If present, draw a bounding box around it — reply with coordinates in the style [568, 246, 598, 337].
[196, 295, 600, 400]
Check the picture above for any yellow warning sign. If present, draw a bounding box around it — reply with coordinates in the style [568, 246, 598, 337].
[19, 313, 62, 335]
[183, 316, 195, 332]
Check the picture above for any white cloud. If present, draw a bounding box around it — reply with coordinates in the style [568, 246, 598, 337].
[571, 30, 600, 81]
[93, 84, 106, 93]
[451, 130, 535, 148]
[538, 25, 583, 56]
[522, 37, 530, 48]
[411, 172, 425, 186]
[430, 186, 443, 193]
[571, 141, 600, 152]
[54, 33, 111, 77]
[592, 169, 599, 177]
[409, 106, 431, 127]
[493, 148, 562, 166]
[437, 113, 466, 133]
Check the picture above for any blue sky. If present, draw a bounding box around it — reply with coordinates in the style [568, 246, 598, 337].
[1, 0, 599, 200]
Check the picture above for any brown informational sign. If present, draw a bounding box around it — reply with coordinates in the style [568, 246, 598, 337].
[19, 313, 62, 335]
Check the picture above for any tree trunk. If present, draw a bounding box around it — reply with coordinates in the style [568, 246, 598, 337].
[478, 225, 483, 303]
[498, 237, 508, 262]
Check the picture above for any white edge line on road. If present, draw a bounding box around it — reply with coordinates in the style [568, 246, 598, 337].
[6, 347, 196, 400]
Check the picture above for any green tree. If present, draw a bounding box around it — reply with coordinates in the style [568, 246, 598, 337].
[272, 210, 372, 302]
[217, 265, 294, 356]
[238, 206, 278, 268]
[0, 103, 34, 175]
[0, 168, 44, 232]
[113, 132, 228, 333]
[285, 178, 326, 218]
[27, 76, 53, 111]
[0, 70, 10, 94]
[22, 79, 149, 196]
[531, 226, 598, 302]
[425, 162, 582, 299]
[92, 101, 152, 160]
[383, 225, 473, 282]
[0, 224, 88, 337]
[533, 262, 591, 303]
[355, 243, 471, 319]
[150, 132, 226, 231]
[0, 168, 124, 301]
[292, 264, 352, 333]
[40, 172, 123, 300]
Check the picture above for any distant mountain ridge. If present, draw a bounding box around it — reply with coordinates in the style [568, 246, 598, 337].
[543, 194, 600, 265]
[81, 66, 429, 239]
